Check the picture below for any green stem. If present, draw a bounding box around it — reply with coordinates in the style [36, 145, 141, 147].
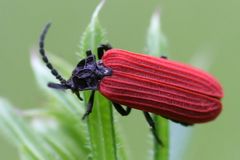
[145, 10, 169, 160]
[153, 116, 169, 160]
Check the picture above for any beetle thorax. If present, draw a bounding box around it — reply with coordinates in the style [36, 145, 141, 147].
[66, 55, 112, 91]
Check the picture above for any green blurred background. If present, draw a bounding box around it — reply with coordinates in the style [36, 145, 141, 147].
[0, 0, 239, 159]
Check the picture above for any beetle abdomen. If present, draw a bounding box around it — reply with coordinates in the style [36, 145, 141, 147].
[99, 49, 223, 124]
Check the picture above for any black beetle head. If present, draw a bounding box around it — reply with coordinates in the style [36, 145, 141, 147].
[48, 54, 112, 91]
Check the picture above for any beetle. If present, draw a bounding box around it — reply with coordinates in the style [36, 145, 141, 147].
[39, 23, 223, 145]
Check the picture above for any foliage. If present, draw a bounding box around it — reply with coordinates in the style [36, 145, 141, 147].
[0, 1, 169, 160]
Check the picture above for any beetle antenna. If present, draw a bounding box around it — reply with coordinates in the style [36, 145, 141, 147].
[39, 22, 66, 84]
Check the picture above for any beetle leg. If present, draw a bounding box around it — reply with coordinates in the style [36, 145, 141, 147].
[82, 90, 95, 120]
[74, 91, 83, 101]
[112, 102, 131, 116]
[86, 50, 93, 56]
[143, 112, 163, 146]
[101, 43, 112, 50]
[97, 44, 113, 59]
[161, 55, 168, 59]
[171, 119, 193, 126]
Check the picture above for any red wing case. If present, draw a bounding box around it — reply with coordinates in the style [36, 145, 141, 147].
[99, 49, 223, 124]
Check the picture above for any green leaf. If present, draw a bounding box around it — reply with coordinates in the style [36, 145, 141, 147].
[78, 0, 128, 160]
[0, 99, 59, 160]
[145, 10, 168, 57]
[78, 0, 106, 55]
[145, 10, 169, 160]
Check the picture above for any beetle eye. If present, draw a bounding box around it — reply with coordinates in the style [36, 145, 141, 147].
[78, 80, 88, 90]
[72, 77, 88, 89]
[72, 76, 97, 90]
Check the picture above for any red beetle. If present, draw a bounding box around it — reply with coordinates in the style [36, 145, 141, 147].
[39, 23, 223, 144]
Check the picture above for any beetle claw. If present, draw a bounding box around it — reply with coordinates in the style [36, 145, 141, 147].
[74, 91, 83, 101]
